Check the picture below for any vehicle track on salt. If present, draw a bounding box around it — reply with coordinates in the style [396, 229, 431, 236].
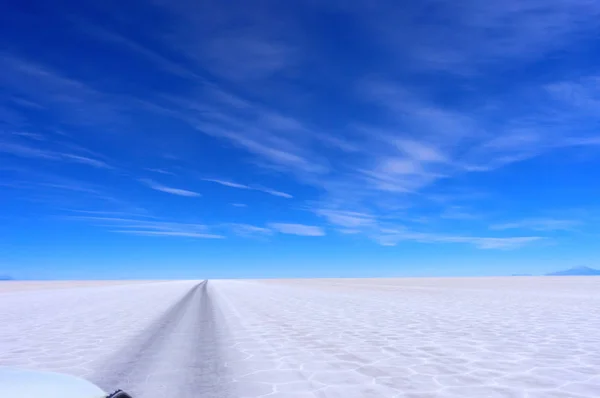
[91, 281, 234, 398]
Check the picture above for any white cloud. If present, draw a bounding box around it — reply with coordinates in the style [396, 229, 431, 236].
[4, 0, 600, 253]
[203, 178, 250, 190]
[380, 158, 423, 175]
[373, 227, 543, 249]
[466, 237, 544, 249]
[61, 154, 112, 169]
[223, 133, 325, 174]
[146, 168, 175, 175]
[139, 179, 201, 197]
[1, 54, 126, 129]
[269, 223, 326, 236]
[254, 186, 293, 199]
[70, 18, 199, 79]
[567, 137, 600, 147]
[231, 203, 247, 208]
[0, 139, 113, 169]
[315, 208, 375, 228]
[11, 131, 46, 140]
[64, 209, 157, 218]
[440, 206, 479, 220]
[202, 178, 293, 199]
[182, 86, 329, 177]
[229, 224, 273, 238]
[360, 164, 443, 194]
[394, 139, 447, 163]
[203, 36, 296, 80]
[69, 215, 223, 239]
[338, 228, 361, 235]
[354, 74, 600, 202]
[357, 0, 600, 75]
[0, 141, 59, 159]
[113, 230, 224, 239]
[491, 218, 580, 232]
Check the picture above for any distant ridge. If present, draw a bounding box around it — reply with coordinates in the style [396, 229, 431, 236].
[0, 275, 15, 281]
[546, 266, 600, 276]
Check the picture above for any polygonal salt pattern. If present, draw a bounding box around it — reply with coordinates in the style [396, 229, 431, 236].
[0, 281, 200, 380]
[1, 277, 599, 397]
[209, 277, 600, 398]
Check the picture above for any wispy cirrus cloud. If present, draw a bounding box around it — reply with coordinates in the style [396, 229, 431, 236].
[490, 218, 580, 232]
[202, 178, 293, 199]
[312, 204, 540, 249]
[0, 141, 58, 160]
[203, 36, 296, 81]
[62, 209, 158, 218]
[139, 179, 201, 197]
[193, 119, 326, 176]
[269, 223, 326, 237]
[228, 223, 273, 238]
[1, 133, 113, 169]
[0, 54, 128, 131]
[349, 0, 600, 75]
[60, 154, 112, 169]
[314, 208, 376, 229]
[439, 206, 479, 221]
[3, 0, 600, 255]
[0, 166, 123, 204]
[348, 74, 600, 203]
[202, 178, 249, 190]
[10, 132, 46, 140]
[67, 17, 200, 80]
[145, 168, 175, 176]
[113, 230, 224, 239]
[374, 227, 543, 249]
[253, 185, 293, 199]
[68, 215, 222, 239]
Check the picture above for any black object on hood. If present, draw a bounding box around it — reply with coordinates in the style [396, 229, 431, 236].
[107, 390, 133, 398]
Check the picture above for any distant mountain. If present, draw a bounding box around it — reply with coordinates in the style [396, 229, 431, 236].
[546, 266, 600, 276]
[0, 275, 14, 281]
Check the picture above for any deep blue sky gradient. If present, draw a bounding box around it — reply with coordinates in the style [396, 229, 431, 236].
[2, 0, 600, 279]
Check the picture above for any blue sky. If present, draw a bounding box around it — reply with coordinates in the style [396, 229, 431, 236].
[2, 0, 600, 279]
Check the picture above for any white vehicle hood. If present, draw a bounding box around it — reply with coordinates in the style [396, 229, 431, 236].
[0, 367, 107, 398]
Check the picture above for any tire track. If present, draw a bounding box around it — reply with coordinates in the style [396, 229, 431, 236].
[90, 280, 235, 398]
[90, 281, 203, 391]
[186, 281, 236, 398]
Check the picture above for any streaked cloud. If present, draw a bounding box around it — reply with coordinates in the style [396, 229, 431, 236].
[139, 179, 201, 197]
[145, 168, 175, 175]
[2, 0, 599, 256]
[357, 0, 600, 75]
[228, 223, 273, 238]
[61, 209, 157, 218]
[202, 178, 293, 199]
[60, 154, 112, 169]
[113, 230, 224, 239]
[374, 228, 543, 249]
[490, 218, 580, 232]
[1, 138, 113, 169]
[0, 141, 59, 160]
[314, 208, 376, 228]
[269, 223, 326, 237]
[68, 214, 221, 239]
[203, 178, 250, 190]
[203, 36, 296, 81]
[440, 206, 479, 220]
[254, 186, 293, 199]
